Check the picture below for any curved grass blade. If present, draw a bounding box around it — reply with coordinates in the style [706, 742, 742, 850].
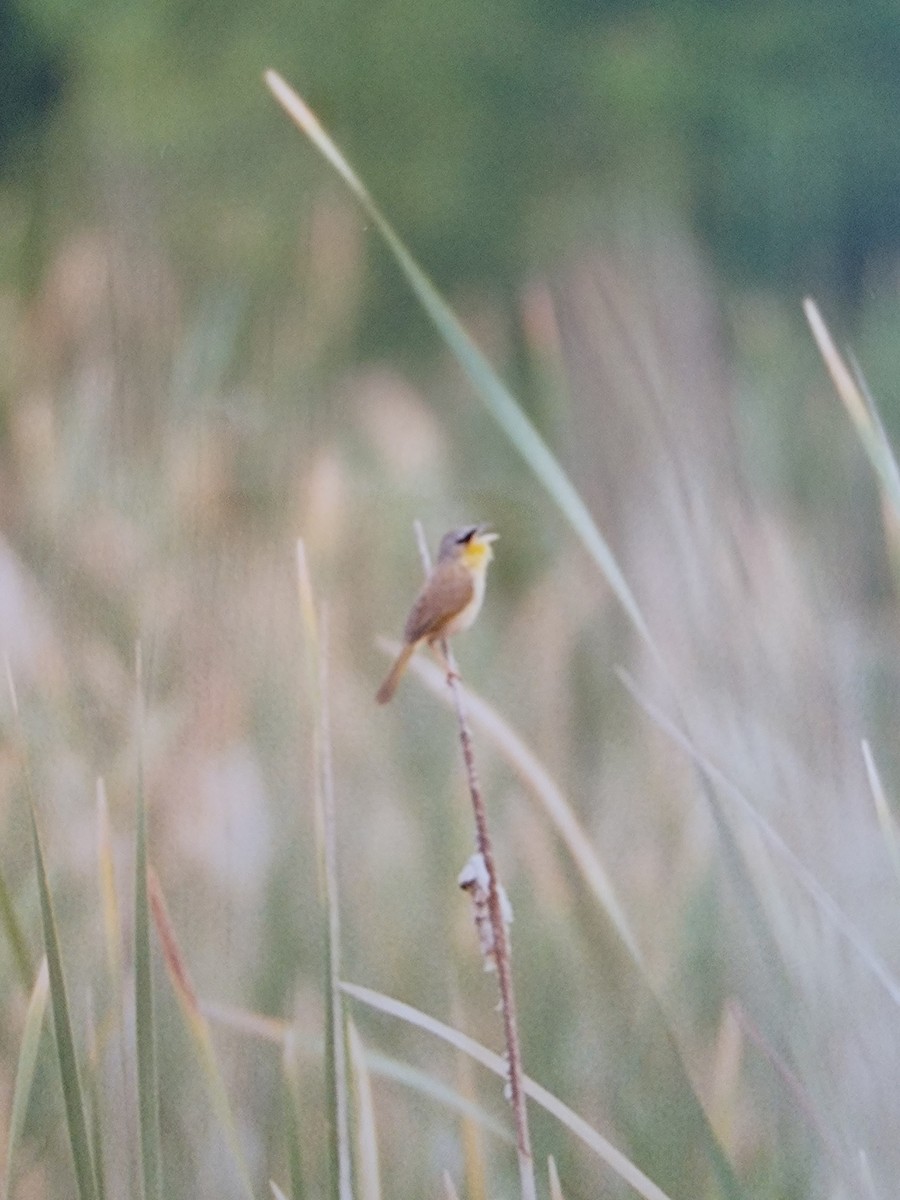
[369, 1056, 513, 1142]
[401, 645, 640, 961]
[620, 671, 900, 1011]
[347, 1018, 381, 1200]
[96, 780, 144, 1200]
[319, 629, 352, 1200]
[548, 1156, 565, 1200]
[0, 865, 31, 991]
[147, 868, 256, 1200]
[410, 531, 536, 1200]
[265, 74, 743, 1198]
[804, 298, 900, 521]
[97, 781, 123, 1001]
[7, 663, 97, 1200]
[404, 650, 744, 1199]
[862, 740, 900, 888]
[452, 1016, 489, 1200]
[442, 1172, 461, 1200]
[86, 1012, 108, 1200]
[297, 542, 352, 1200]
[134, 649, 163, 1200]
[341, 982, 675, 1200]
[205, 999, 513, 1143]
[2, 957, 49, 1200]
[282, 1035, 308, 1200]
[30, 802, 99, 1200]
[266, 71, 656, 657]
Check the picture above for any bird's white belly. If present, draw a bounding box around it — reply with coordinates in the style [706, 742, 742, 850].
[443, 567, 487, 636]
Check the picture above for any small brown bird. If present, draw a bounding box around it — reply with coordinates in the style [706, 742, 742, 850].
[376, 524, 498, 704]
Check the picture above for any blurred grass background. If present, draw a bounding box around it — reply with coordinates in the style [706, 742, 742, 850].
[2, 2, 900, 1198]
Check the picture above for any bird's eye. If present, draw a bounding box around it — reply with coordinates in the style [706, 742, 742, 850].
[457, 526, 478, 544]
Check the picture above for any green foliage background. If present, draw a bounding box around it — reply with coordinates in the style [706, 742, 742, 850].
[5, 0, 900, 328]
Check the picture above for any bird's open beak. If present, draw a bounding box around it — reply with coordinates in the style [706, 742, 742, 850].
[477, 525, 499, 542]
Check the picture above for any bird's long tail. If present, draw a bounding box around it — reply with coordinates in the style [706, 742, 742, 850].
[376, 642, 417, 704]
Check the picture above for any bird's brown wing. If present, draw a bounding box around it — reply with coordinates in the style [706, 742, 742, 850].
[404, 561, 474, 643]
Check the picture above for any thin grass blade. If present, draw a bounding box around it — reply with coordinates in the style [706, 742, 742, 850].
[402, 646, 640, 961]
[319, 620, 352, 1200]
[548, 1156, 565, 1200]
[0, 865, 31, 991]
[404, 650, 743, 1199]
[341, 982, 675, 1200]
[347, 1019, 381, 1200]
[7, 664, 97, 1200]
[453, 1023, 489, 1200]
[29, 802, 99, 1200]
[204, 1000, 292, 1044]
[147, 868, 256, 1200]
[266, 71, 656, 656]
[620, 670, 900, 1011]
[86, 1013, 107, 1200]
[96, 778, 143, 1199]
[296, 540, 319, 651]
[282, 1035, 307, 1200]
[204, 999, 511, 1143]
[97, 780, 123, 999]
[296, 543, 352, 1200]
[133, 650, 163, 1200]
[862, 740, 900, 888]
[804, 298, 900, 521]
[442, 1172, 461, 1200]
[2, 957, 49, 1200]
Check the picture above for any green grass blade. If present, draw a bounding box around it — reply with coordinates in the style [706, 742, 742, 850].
[282, 1037, 307, 1200]
[0, 865, 32, 991]
[134, 652, 163, 1200]
[266, 74, 744, 1199]
[3, 957, 49, 1200]
[29, 802, 99, 1200]
[7, 665, 96, 1199]
[86, 1020, 107, 1200]
[362, 1051, 512, 1143]
[402, 650, 745, 1198]
[187, 1024, 256, 1199]
[621, 671, 900, 1011]
[148, 868, 257, 1200]
[804, 298, 900, 520]
[403, 647, 640, 961]
[296, 543, 352, 1200]
[548, 1156, 565, 1200]
[347, 1019, 381, 1200]
[341, 982, 675, 1200]
[862, 740, 900, 889]
[97, 780, 123, 1003]
[266, 72, 656, 656]
[442, 1172, 461, 1200]
[206, 998, 513, 1146]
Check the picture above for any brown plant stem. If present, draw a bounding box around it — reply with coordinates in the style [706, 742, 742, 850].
[413, 521, 535, 1200]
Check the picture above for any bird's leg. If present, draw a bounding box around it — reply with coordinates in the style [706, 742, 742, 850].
[430, 639, 459, 685]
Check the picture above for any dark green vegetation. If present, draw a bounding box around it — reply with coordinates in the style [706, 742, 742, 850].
[4, 1, 900, 326]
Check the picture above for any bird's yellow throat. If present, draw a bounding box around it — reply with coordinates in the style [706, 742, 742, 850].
[461, 537, 494, 571]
